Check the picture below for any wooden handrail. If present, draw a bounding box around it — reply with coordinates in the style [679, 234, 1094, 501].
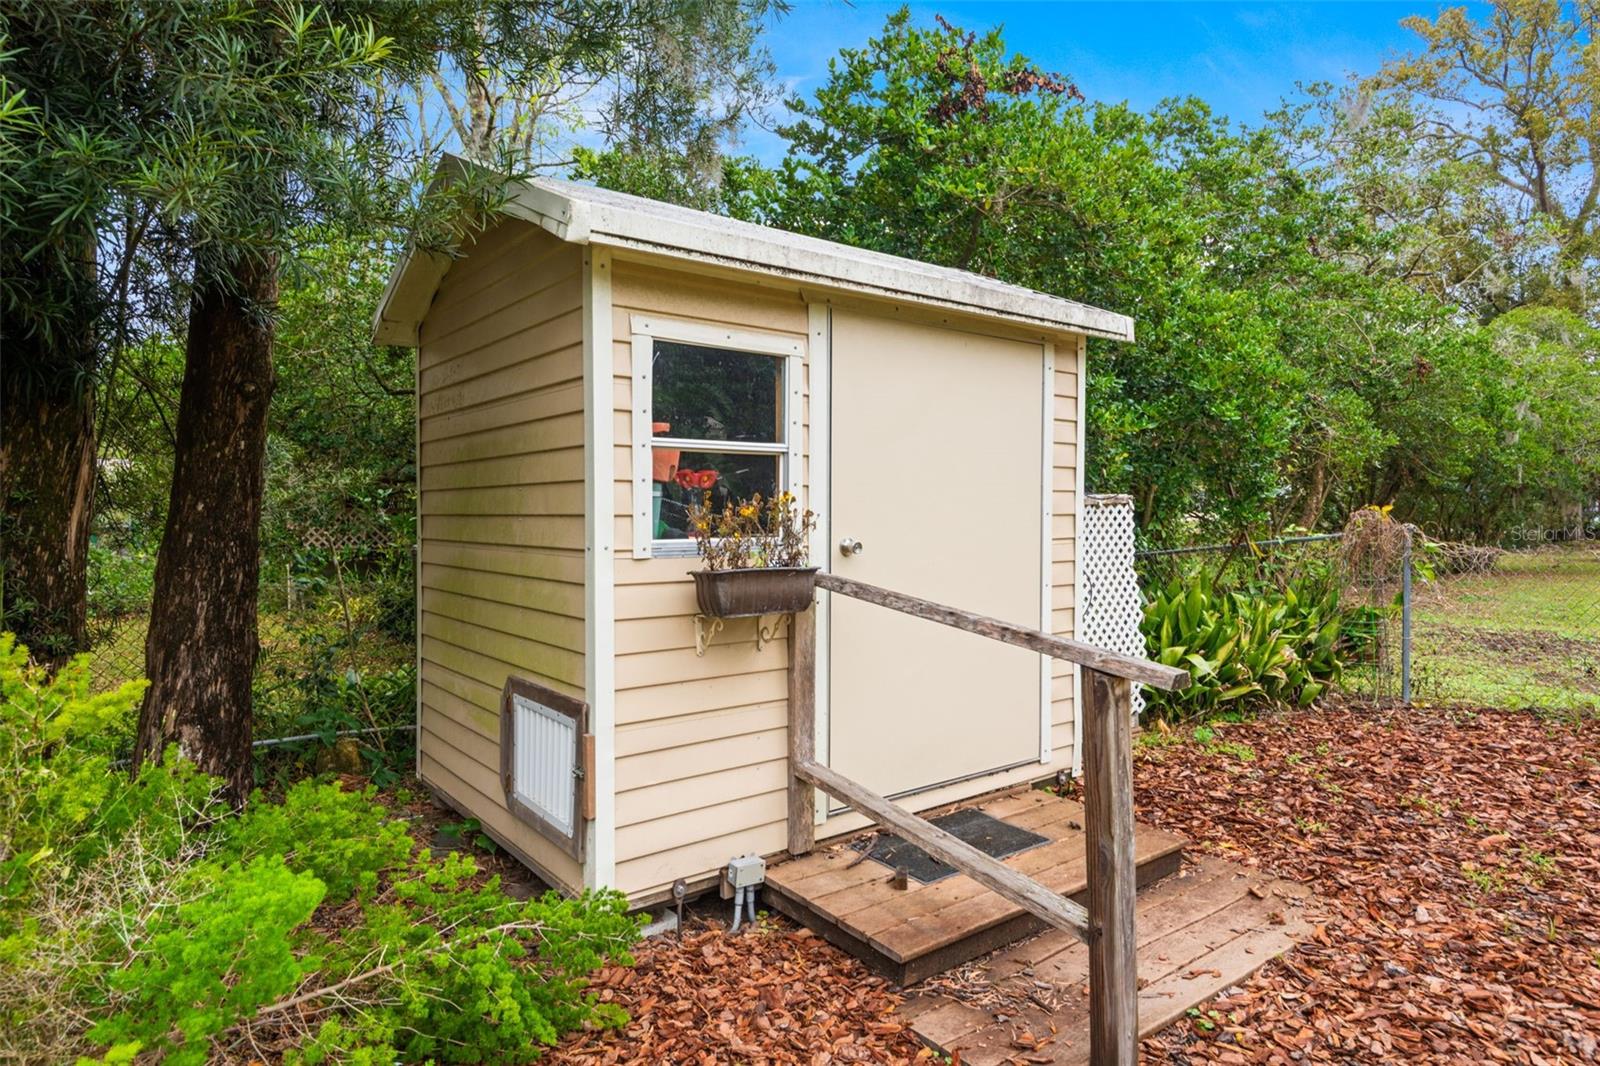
[793, 755, 1091, 940]
[815, 571, 1188, 691]
[787, 572, 1153, 1064]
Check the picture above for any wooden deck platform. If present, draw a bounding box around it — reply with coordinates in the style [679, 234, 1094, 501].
[901, 856, 1316, 1064]
[763, 788, 1186, 985]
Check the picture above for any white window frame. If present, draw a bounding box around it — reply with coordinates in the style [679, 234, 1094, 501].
[629, 314, 804, 558]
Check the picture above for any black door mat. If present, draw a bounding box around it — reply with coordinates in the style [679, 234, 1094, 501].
[854, 808, 1050, 884]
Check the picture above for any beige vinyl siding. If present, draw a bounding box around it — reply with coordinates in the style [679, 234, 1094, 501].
[605, 261, 1086, 902]
[609, 261, 810, 901]
[416, 218, 586, 891]
[1050, 335, 1082, 764]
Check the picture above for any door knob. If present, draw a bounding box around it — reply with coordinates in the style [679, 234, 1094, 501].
[839, 537, 864, 557]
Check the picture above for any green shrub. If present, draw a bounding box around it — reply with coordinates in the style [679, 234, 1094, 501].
[0, 635, 227, 1059]
[1142, 574, 1347, 719]
[91, 856, 329, 1066]
[297, 857, 637, 1064]
[0, 633, 639, 1064]
[0, 633, 216, 907]
[218, 779, 413, 903]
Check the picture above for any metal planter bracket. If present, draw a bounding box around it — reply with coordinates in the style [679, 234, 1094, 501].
[694, 611, 794, 656]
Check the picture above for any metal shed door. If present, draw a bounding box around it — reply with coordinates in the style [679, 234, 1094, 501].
[827, 309, 1045, 804]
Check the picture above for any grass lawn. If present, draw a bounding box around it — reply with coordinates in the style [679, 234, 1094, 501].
[1410, 548, 1600, 713]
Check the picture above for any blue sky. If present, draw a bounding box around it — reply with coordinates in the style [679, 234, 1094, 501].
[739, 2, 1448, 163]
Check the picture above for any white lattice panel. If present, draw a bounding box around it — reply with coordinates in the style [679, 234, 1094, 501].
[1080, 494, 1146, 719]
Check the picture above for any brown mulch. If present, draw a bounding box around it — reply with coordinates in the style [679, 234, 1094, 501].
[1130, 698, 1600, 1064]
[547, 698, 1600, 1064]
[551, 920, 930, 1064]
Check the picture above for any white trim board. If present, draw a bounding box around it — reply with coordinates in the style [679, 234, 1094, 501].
[582, 248, 616, 889]
[1040, 340, 1055, 765]
[807, 303, 832, 827]
[627, 314, 806, 559]
[1072, 334, 1088, 780]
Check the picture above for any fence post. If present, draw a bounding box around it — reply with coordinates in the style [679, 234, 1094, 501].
[1082, 666, 1138, 1065]
[1401, 528, 1413, 704]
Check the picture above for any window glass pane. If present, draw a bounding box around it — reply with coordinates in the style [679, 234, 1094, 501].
[652, 341, 783, 444]
[651, 450, 780, 541]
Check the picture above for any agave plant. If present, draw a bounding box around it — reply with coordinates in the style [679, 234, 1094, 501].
[1142, 574, 1349, 721]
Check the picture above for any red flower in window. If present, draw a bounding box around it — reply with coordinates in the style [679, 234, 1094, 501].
[674, 468, 720, 490]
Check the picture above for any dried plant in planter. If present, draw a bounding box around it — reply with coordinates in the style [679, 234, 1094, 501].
[688, 491, 816, 570]
[686, 492, 818, 618]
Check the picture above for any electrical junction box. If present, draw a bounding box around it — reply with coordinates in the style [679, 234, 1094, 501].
[725, 854, 766, 889]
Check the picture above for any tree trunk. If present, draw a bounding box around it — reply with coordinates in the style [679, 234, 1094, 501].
[133, 256, 277, 804]
[1297, 452, 1329, 531]
[0, 365, 96, 669]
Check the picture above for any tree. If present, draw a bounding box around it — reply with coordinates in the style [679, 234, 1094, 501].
[1355, 0, 1600, 316]
[0, 7, 128, 667]
[109, 3, 436, 803]
[422, 0, 779, 169]
[2, 0, 777, 802]
[676, 12, 1299, 540]
[1479, 307, 1600, 536]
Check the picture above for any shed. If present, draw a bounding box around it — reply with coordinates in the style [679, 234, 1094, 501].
[374, 161, 1135, 908]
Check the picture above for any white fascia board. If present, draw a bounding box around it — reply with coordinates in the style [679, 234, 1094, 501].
[372, 158, 1136, 348]
[499, 174, 1132, 341]
[504, 181, 591, 244]
[566, 197, 1132, 342]
[371, 245, 453, 347]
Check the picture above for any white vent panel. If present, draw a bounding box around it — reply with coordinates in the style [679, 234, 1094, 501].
[511, 693, 577, 838]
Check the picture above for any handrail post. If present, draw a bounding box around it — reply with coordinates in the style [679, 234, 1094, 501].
[787, 605, 817, 855]
[1083, 667, 1137, 1065]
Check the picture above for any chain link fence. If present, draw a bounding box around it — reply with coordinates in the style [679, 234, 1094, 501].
[1134, 529, 1407, 707]
[1128, 518, 1600, 716]
[85, 512, 416, 770]
[1410, 535, 1600, 714]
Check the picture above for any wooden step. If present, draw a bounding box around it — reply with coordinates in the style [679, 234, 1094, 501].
[762, 787, 1186, 986]
[900, 856, 1315, 1064]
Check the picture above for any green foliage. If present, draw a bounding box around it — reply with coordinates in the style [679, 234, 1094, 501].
[217, 780, 413, 904]
[252, 572, 419, 788]
[0, 633, 218, 905]
[263, 241, 418, 563]
[580, 8, 1597, 546]
[92, 856, 328, 1066]
[84, 542, 156, 623]
[303, 858, 636, 1063]
[1142, 575, 1347, 719]
[0, 635, 639, 1063]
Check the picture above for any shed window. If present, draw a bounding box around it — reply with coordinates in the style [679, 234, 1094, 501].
[639, 334, 798, 550]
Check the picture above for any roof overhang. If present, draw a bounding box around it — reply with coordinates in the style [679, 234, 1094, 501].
[372, 155, 1135, 347]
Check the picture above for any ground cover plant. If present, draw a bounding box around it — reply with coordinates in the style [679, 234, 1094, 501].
[532, 694, 1600, 1064]
[1141, 574, 1347, 717]
[0, 635, 639, 1064]
[550, 919, 929, 1065]
[1131, 698, 1600, 1062]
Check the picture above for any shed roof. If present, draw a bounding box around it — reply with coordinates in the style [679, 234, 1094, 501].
[373, 156, 1134, 346]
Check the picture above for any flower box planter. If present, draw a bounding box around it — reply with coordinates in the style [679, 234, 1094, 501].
[691, 566, 818, 618]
